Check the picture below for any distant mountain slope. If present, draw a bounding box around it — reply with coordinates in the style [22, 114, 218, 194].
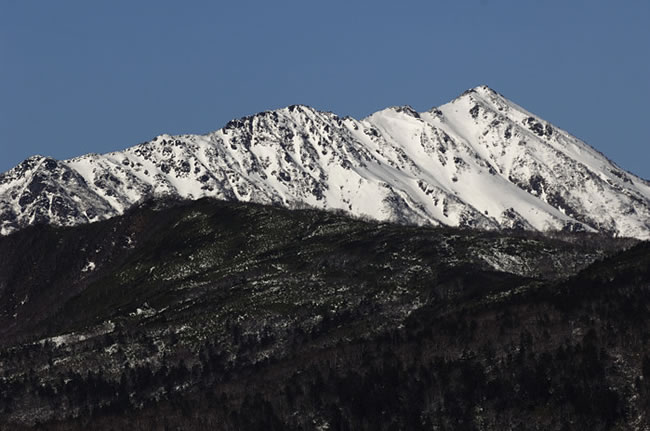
[2, 85, 649, 238]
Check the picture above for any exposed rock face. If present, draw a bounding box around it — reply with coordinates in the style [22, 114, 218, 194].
[2, 85, 650, 239]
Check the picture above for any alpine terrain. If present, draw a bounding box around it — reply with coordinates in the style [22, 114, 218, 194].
[2, 85, 650, 239]
[1, 87, 650, 430]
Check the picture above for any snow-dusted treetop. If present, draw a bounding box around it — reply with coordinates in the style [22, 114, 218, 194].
[2, 85, 649, 239]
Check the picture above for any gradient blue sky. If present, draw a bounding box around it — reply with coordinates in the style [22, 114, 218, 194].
[1, 1, 649, 178]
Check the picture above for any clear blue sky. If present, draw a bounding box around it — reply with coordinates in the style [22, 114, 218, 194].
[1, 1, 649, 178]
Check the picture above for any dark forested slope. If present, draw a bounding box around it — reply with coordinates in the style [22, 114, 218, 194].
[0, 198, 648, 430]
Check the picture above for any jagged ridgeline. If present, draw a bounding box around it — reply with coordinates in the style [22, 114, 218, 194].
[2, 85, 650, 239]
[0, 198, 649, 429]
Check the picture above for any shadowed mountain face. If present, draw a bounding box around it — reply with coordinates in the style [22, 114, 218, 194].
[0, 198, 648, 429]
[2, 86, 650, 239]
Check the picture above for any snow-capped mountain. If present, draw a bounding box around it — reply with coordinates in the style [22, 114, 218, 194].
[2, 85, 650, 239]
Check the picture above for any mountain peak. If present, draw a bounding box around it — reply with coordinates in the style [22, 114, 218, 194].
[2, 89, 650, 239]
[473, 84, 497, 93]
[454, 84, 500, 101]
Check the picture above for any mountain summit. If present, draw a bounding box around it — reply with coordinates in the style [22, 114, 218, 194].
[2, 85, 649, 238]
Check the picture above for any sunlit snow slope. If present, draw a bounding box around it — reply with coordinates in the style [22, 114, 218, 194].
[2, 86, 649, 239]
